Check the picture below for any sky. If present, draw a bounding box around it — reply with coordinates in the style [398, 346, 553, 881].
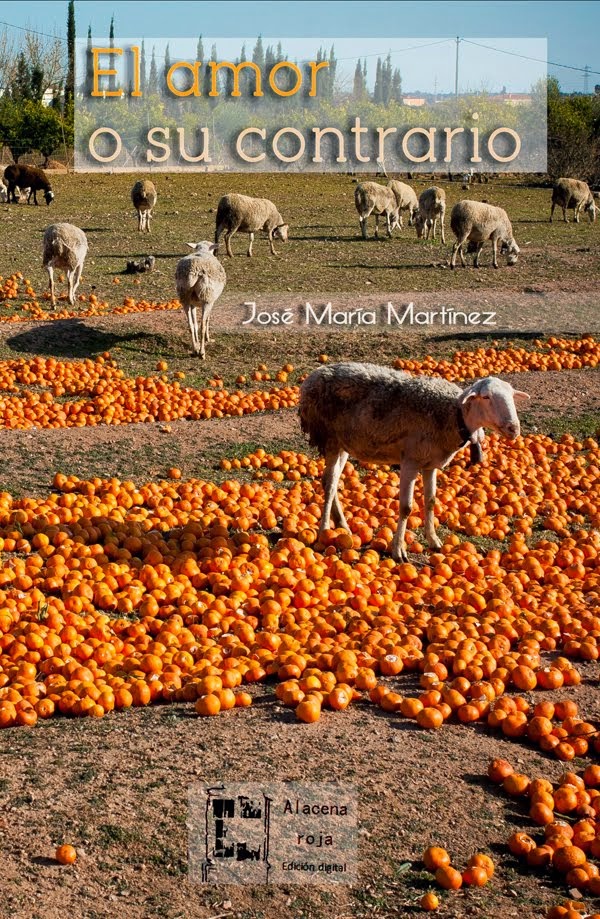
[2, 0, 600, 93]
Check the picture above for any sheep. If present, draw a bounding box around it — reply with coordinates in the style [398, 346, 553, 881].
[175, 241, 226, 359]
[42, 223, 88, 308]
[450, 200, 520, 269]
[131, 179, 157, 232]
[215, 194, 288, 257]
[299, 362, 530, 562]
[4, 165, 54, 205]
[414, 186, 446, 244]
[354, 182, 400, 239]
[550, 178, 596, 224]
[387, 180, 419, 228]
[0, 181, 7, 204]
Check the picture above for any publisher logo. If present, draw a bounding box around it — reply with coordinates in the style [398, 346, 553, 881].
[188, 782, 357, 885]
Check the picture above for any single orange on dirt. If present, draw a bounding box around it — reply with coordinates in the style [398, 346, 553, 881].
[508, 832, 536, 857]
[195, 694, 221, 716]
[488, 758, 513, 783]
[468, 853, 495, 878]
[553, 845, 587, 874]
[423, 846, 451, 872]
[435, 865, 462, 890]
[416, 707, 444, 730]
[503, 773, 530, 797]
[420, 892, 439, 911]
[462, 865, 489, 886]
[55, 844, 77, 865]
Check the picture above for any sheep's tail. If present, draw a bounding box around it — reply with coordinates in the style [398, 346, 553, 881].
[299, 378, 330, 455]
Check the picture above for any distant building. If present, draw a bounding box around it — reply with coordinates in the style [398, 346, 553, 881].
[402, 96, 426, 107]
[482, 93, 532, 105]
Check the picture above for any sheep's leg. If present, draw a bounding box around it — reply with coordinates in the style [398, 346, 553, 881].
[47, 266, 56, 308]
[385, 212, 392, 237]
[200, 304, 212, 359]
[269, 233, 278, 256]
[374, 214, 380, 238]
[491, 238, 499, 269]
[451, 240, 466, 269]
[440, 216, 446, 245]
[473, 243, 484, 268]
[67, 270, 75, 305]
[574, 203, 581, 224]
[319, 450, 349, 536]
[550, 202, 555, 222]
[184, 304, 200, 355]
[359, 216, 368, 240]
[247, 233, 254, 257]
[71, 263, 83, 302]
[225, 231, 235, 258]
[562, 206, 568, 223]
[422, 469, 442, 550]
[391, 463, 418, 563]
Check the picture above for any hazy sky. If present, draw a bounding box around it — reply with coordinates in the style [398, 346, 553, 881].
[3, 1, 599, 93]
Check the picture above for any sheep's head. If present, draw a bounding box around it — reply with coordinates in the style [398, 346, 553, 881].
[389, 208, 401, 232]
[408, 204, 418, 227]
[45, 189, 54, 205]
[460, 377, 530, 441]
[585, 197, 597, 222]
[500, 239, 520, 266]
[414, 210, 426, 238]
[272, 224, 289, 243]
[186, 241, 219, 256]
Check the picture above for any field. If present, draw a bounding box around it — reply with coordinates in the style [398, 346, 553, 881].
[0, 172, 600, 919]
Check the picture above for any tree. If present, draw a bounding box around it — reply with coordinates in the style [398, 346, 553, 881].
[327, 45, 337, 101]
[381, 53, 392, 105]
[140, 40, 147, 95]
[373, 57, 383, 104]
[24, 101, 63, 165]
[353, 60, 365, 100]
[65, 0, 75, 108]
[108, 15, 116, 94]
[164, 43, 171, 88]
[252, 35, 264, 70]
[391, 67, 402, 103]
[148, 47, 158, 95]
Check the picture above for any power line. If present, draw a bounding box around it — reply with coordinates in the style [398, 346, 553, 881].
[461, 38, 600, 77]
[0, 19, 66, 43]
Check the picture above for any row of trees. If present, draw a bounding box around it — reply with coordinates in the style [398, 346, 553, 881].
[0, 1, 73, 163]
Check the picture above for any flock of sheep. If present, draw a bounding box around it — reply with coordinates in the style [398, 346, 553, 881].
[0, 164, 596, 359]
[1, 163, 595, 557]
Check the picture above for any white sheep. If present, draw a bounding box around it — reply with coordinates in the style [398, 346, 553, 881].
[354, 181, 400, 239]
[414, 186, 446, 244]
[131, 179, 157, 232]
[215, 194, 288, 257]
[299, 362, 529, 562]
[0, 182, 7, 204]
[450, 200, 520, 269]
[42, 223, 88, 308]
[550, 178, 596, 224]
[175, 241, 226, 359]
[387, 180, 419, 227]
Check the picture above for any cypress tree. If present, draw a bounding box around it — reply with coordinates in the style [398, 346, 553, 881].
[374, 57, 383, 104]
[65, 0, 75, 108]
[108, 15, 116, 93]
[140, 40, 147, 95]
[148, 47, 158, 95]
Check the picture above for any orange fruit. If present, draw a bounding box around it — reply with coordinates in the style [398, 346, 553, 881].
[195, 694, 221, 716]
[420, 892, 439, 911]
[435, 865, 462, 890]
[55, 844, 77, 865]
[423, 846, 451, 872]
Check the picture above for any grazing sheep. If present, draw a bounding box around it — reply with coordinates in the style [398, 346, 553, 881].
[4, 165, 54, 205]
[299, 362, 529, 562]
[175, 241, 226, 359]
[42, 223, 88, 308]
[414, 186, 446, 244]
[354, 181, 400, 239]
[387, 180, 419, 228]
[215, 194, 288, 257]
[131, 179, 157, 232]
[550, 178, 596, 223]
[450, 200, 520, 269]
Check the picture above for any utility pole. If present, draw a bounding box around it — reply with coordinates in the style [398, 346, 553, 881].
[455, 36, 460, 99]
[584, 64, 590, 94]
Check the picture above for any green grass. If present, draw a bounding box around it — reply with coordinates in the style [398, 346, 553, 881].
[1, 173, 599, 310]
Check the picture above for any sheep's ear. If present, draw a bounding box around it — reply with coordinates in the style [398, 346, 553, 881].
[208, 242, 219, 253]
[512, 390, 530, 405]
[186, 243, 197, 250]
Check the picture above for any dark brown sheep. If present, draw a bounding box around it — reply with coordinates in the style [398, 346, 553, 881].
[4, 165, 54, 205]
